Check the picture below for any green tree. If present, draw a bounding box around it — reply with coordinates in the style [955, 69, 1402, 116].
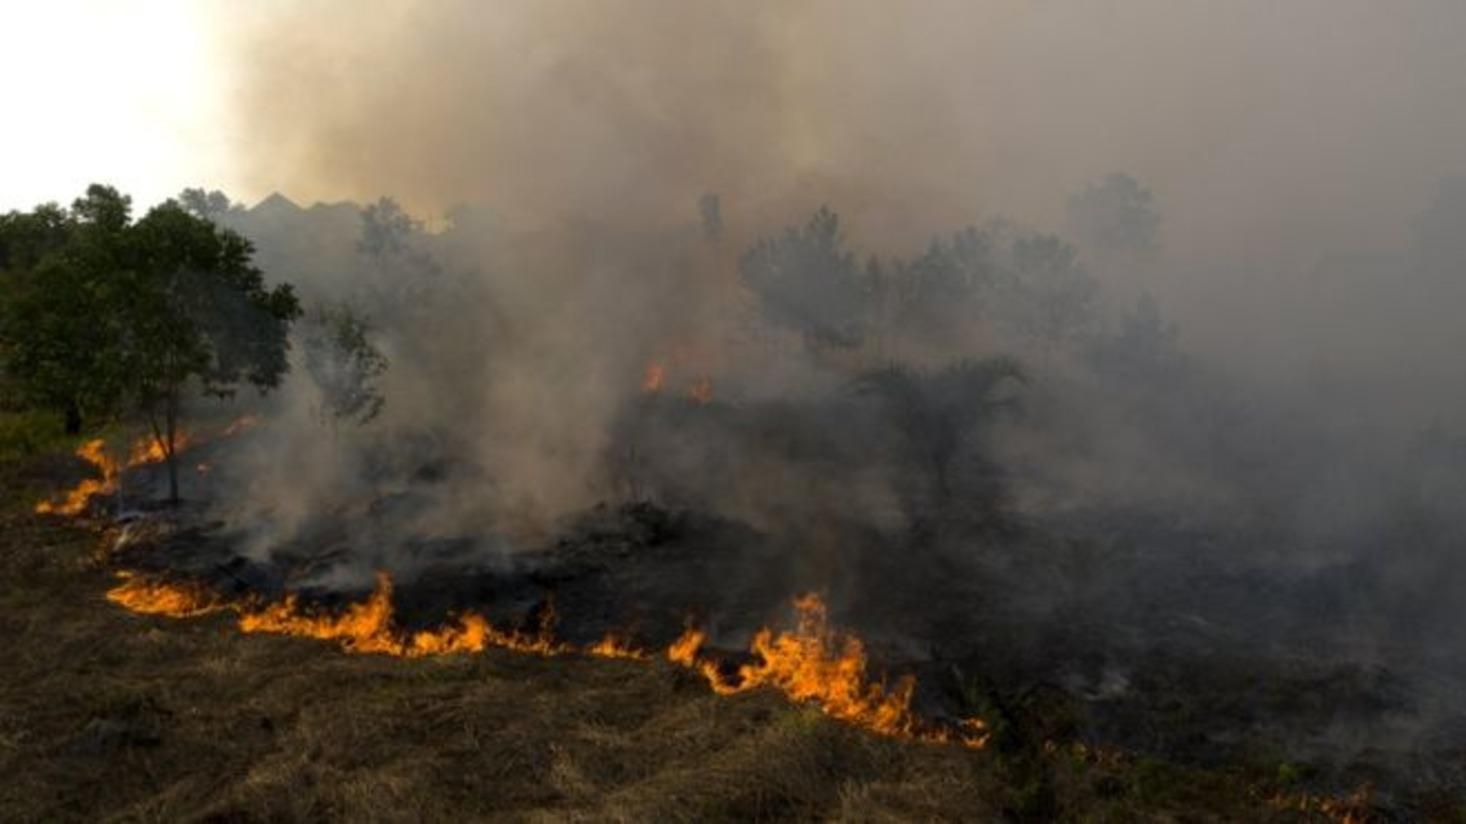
[301, 303, 388, 431]
[123, 201, 302, 502]
[177, 187, 238, 223]
[356, 197, 441, 325]
[0, 186, 131, 432]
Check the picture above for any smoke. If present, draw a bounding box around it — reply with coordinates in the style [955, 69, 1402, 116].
[210, 0, 1466, 420]
[190, 0, 1466, 550]
[150, 3, 1466, 786]
[214, 1, 1466, 249]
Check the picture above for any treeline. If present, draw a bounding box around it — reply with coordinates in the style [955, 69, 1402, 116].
[1, 176, 1185, 521]
[0, 185, 300, 499]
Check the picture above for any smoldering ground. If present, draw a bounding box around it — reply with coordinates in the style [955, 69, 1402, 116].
[93, 0, 1466, 802]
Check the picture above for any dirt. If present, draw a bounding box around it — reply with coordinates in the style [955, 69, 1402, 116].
[0, 450, 1439, 822]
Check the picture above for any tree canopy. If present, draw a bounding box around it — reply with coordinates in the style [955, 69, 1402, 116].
[0, 184, 301, 501]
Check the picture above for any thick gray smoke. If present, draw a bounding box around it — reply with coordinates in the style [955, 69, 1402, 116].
[190, 0, 1466, 581]
[118, 2, 1459, 782]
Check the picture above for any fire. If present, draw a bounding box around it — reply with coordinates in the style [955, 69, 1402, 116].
[35, 416, 259, 516]
[588, 632, 649, 660]
[108, 570, 567, 659]
[238, 573, 565, 657]
[35, 432, 185, 515]
[667, 595, 988, 748]
[1267, 784, 1373, 824]
[34, 439, 119, 516]
[642, 362, 666, 393]
[222, 415, 260, 436]
[105, 572, 223, 618]
[107, 572, 984, 748]
[238, 572, 406, 655]
[128, 430, 189, 464]
[688, 376, 713, 404]
[666, 627, 727, 683]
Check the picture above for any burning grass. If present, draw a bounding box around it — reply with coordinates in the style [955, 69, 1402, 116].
[32, 416, 251, 516]
[668, 597, 988, 748]
[1, 448, 1405, 821]
[105, 571, 223, 618]
[102, 569, 986, 748]
[32, 439, 119, 516]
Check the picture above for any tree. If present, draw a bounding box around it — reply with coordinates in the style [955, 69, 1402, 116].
[740, 206, 866, 350]
[301, 303, 388, 431]
[1088, 292, 1185, 383]
[1007, 234, 1097, 357]
[178, 188, 239, 223]
[0, 186, 131, 432]
[356, 197, 441, 324]
[1066, 173, 1160, 257]
[698, 192, 723, 242]
[885, 227, 996, 352]
[124, 201, 301, 502]
[854, 356, 1025, 526]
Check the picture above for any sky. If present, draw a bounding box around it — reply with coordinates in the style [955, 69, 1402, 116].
[0, 0, 231, 212]
[3, 0, 1466, 269]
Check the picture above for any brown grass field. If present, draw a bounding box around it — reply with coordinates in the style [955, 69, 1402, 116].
[0, 448, 1375, 822]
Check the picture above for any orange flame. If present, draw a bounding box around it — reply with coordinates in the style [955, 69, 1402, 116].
[588, 632, 649, 660]
[237, 572, 406, 655]
[109, 571, 569, 659]
[105, 572, 224, 618]
[35, 432, 187, 515]
[128, 430, 189, 465]
[1267, 784, 1372, 824]
[106, 573, 984, 748]
[222, 415, 260, 436]
[237, 573, 567, 657]
[34, 440, 119, 516]
[35, 416, 260, 516]
[687, 376, 713, 405]
[667, 595, 987, 748]
[642, 362, 666, 393]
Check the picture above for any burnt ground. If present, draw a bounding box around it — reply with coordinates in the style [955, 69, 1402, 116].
[2, 446, 1459, 821]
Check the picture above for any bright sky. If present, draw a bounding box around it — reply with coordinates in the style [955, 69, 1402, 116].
[0, 1, 231, 213]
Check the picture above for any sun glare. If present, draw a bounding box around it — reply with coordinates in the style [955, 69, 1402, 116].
[0, 1, 226, 212]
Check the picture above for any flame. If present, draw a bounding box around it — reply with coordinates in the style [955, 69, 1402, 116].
[688, 376, 713, 404]
[106, 572, 984, 748]
[667, 595, 987, 748]
[105, 572, 224, 617]
[35, 416, 259, 516]
[666, 627, 727, 683]
[642, 362, 666, 393]
[236, 573, 566, 657]
[34, 440, 118, 515]
[238, 572, 406, 655]
[222, 415, 260, 436]
[588, 632, 649, 660]
[35, 433, 186, 515]
[128, 430, 189, 465]
[1267, 784, 1372, 824]
[107, 571, 563, 658]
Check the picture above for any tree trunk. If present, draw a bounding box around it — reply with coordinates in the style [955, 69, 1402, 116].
[165, 395, 180, 505]
[64, 401, 82, 435]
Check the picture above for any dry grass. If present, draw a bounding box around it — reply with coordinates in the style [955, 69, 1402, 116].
[0, 455, 1352, 822]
